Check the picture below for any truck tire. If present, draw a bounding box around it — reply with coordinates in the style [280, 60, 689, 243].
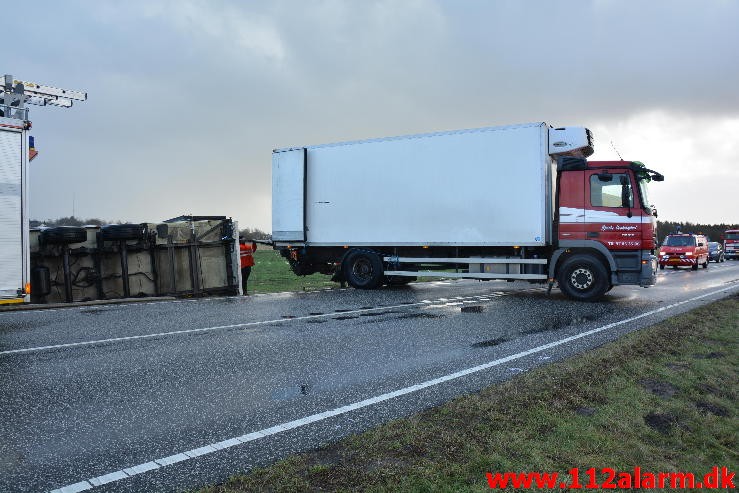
[100, 223, 147, 241]
[40, 226, 87, 245]
[557, 254, 609, 301]
[342, 249, 384, 289]
[691, 262, 698, 271]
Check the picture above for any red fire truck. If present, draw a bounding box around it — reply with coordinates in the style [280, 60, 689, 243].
[724, 229, 739, 260]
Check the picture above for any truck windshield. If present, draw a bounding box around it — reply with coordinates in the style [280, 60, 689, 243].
[638, 178, 651, 213]
[664, 236, 696, 247]
[726, 233, 739, 240]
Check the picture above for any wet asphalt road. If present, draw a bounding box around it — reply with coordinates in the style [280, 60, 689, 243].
[2, 261, 739, 493]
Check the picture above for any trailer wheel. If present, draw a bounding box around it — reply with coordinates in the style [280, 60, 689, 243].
[101, 223, 147, 241]
[343, 249, 384, 289]
[557, 254, 609, 301]
[40, 226, 87, 245]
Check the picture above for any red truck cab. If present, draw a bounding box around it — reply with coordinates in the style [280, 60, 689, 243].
[554, 159, 661, 297]
[658, 234, 709, 270]
[724, 229, 739, 260]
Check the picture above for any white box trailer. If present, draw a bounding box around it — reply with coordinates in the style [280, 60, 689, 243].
[272, 122, 664, 301]
[274, 123, 559, 246]
[0, 118, 30, 303]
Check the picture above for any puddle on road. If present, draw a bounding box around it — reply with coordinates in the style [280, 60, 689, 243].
[471, 337, 508, 348]
[523, 314, 595, 334]
[461, 305, 484, 313]
[271, 384, 313, 400]
[397, 312, 444, 320]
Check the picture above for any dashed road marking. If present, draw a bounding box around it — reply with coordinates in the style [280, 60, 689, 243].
[2, 293, 512, 356]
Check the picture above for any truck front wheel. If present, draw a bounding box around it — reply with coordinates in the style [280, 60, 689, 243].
[557, 254, 609, 301]
[342, 249, 384, 289]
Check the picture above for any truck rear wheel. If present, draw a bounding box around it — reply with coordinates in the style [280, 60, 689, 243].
[40, 226, 87, 245]
[342, 249, 384, 289]
[557, 254, 609, 302]
[100, 223, 147, 241]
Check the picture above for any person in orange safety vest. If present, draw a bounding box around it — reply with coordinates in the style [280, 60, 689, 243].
[239, 236, 257, 295]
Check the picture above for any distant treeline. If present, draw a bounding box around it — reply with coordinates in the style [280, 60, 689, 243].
[30, 216, 113, 228]
[657, 220, 738, 243]
[31, 217, 272, 240]
[239, 227, 271, 241]
[32, 217, 734, 244]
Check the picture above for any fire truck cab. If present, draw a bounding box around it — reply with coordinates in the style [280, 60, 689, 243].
[724, 229, 739, 260]
[658, 233, 709, 270]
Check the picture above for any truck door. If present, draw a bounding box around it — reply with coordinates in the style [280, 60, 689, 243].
[557, 170, 586, 241]
[272, 148, 306, 242]
[0, 127, 24, 299]
[584, 170, 643, 251]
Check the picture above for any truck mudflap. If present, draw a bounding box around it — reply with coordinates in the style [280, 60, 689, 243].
[640, 253, 657, 287]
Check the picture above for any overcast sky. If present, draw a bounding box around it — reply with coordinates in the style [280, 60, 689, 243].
[7, 0, 739, 230]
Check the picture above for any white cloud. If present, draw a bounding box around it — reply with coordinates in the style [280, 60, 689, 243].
[591, 111, 739, 224]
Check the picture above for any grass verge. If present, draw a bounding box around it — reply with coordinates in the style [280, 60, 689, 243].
[201, 295, 738, 492]
[248, 250, 449, 294]
[248, 250, 337, 294]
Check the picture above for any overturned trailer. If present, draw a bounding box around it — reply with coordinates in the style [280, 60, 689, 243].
[30, 216, 241, 303]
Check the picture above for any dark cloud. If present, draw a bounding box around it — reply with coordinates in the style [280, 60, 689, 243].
[8, 0, 739, 228]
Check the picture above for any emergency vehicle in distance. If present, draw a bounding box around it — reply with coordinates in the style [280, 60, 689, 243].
[658, 234, 709, 270]
[271, 122, 664, 301]
[724, 229, 739, 260]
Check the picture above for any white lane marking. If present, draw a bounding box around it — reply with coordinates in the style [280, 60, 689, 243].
[2, 294, 508, 356]
[51, 481, 92, 493]
[46, 284, 738, 493]
[88, 470, 127, 486]
[122, 462, 158, 475]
